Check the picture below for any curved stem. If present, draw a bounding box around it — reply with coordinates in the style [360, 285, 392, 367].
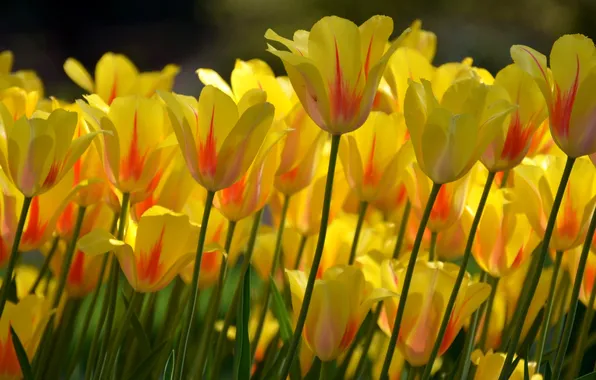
[293, 234, 308, 269]
[535, 250, 563, 370]
[552, 207, 596, 378]
[478, 275, 499, 351]
[392, 201, 411, 260]
[193, 219, 237, 376]
[381, 182, 442, 379]
[0, 196, 32, 314]
[499, 157, 575, 380]
[569, 266, 596, 378]
[353, 303, 383, 378]
[211, 208, 263, 380]
[277, 134, 341, 380]
[421, 171, 496, 380]
[428, 231, 438, 262]
[29, 235, 60, 294]
[176, 189, 215, 380]
[348, 201, 368, 265]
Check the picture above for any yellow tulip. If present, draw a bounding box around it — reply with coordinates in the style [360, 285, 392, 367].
[527, 119, 558, 158]
[481, 64, 548, 171]
[380, 259, 490, 366]
[399, 20, 437, 62]
[339, 112, 406, 202]
[511, 34, 596, 158]
[435, 217, 468, 261]
[370, 332, 406, 380]
[78, 206, 199, 292]
[64, 53, 179, 104]
[471, 188, 540, 277]
[0, 51, 44, 96]
[252, 226, 302, 282]
[286, 265, 395, 361]
[0, 295, 52, 380]
[566, 248, 596, 309]
[79, 94, 175, 202]
[266, 15, 410, 134]
[471, 350, 542, 380]
[0, 87, 39, 121]
[404, 76, 514, 184]
[160, 85, 275, 192]
[513, 155, 596, 251]
[431, 59, 494, 102]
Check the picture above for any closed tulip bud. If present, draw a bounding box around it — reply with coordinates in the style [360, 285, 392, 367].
[513, 155, 596, 251]
[266, 15, 410, 134]
[286, 265, 395, 361]
[380, 259, 490, 366]
[78, 206, 200, 292]
[471, 350, 542, 380]
[512, 34, 596, 158]
[64, 53, 179, 104]
[404, 75, 514, 184]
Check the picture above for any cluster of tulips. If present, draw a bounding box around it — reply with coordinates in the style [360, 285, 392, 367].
[1, 13, 596, 380]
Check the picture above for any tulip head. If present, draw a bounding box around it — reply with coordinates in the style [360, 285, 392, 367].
[399, 20, 437, 62]
[511, 34, 596, 158]
[472, 350, 542, 380]
[286, 265, 394, 361]
[266, 15, 410, 134]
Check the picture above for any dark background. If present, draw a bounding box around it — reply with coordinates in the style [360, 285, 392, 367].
[2, 0, 596, 100]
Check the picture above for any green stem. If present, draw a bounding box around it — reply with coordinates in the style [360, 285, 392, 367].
[29, 235, 59, 294]
[552, 206, 596, 378]
[535, 250, 563, 369]
[569, 265, 596, 378]
[478, 275, 499, 350]
[293, 234, 308, 269]
[553, 271, 571, 346]
[407, 365, 419, 380]
[353, 303, 383, 378]
[193, 219, 237, 377]
[252, 195, 291, 360]
[0, 196, 32, 314]
[175, 190, 215, 380]
[422, 171, 496, 380]
[319, 360, 334, 380]
[381, 183, 442, 379]
[499, 156, 575, 380]
[428, 231, 438, 262]
[392, 201, 411, 260]
[47, 298, 83, 378]
[500, 170, 510, 188]
[277, 134, 341, 380]
[211, 208, 263, 380]
[348, 201, 368, 265]
[95, 193, 131, 377]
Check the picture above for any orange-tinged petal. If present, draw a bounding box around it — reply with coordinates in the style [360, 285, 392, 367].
[95, 53, 138, 104]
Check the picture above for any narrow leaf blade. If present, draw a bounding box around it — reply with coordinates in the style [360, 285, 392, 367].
[269, 276, 293, 343]
[10, 326, 34, 380]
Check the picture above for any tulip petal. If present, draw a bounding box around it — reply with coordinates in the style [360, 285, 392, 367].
[197, 68, 234, 99]
[510, 45, 552, 104]
[77, 229, 127, 256]
[64, 58, 94, 93]
[95, 53, 138, 103]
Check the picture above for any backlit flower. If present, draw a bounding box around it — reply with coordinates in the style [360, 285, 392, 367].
[471, 350, 542, 380]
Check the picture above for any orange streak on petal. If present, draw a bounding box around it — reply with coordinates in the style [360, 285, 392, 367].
[120, 110, 148, 183]
[430, 186, 451, 223]
[0, 328, 21, 378]
[501, 111, 534, 161]
[21, 196, 48, 247]
[558, 186, 579, 239]
[363, 134, 379, 186]
[329, 39, 363, 127]
[56, 202, 75, 236]
[198, 106, 217, 179]
[363, 37, 374, 80]
[551, 56, 581, 139]
[339, 319, 359, 349]
[67, 250, 86, 286]
[220, 174, 246, 207]
[137, 227, 166, 284]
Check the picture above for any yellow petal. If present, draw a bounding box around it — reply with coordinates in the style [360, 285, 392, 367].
[77, 229, 127, 256]
[197, 68, 234, 99]
[64, 58, 94, 93]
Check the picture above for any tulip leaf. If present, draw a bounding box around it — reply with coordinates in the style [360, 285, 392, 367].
[10, 326, 33, 380]
[124, 340, 168, 380]
[524, 358, 530, 380]
[269, 276, 293, 343]
[576, 371, 596, 380]
[260, 342, 290, 379]
[121, 291, 152, 356]
[163, 349, 175, 380]
[234, 268, 251, 380]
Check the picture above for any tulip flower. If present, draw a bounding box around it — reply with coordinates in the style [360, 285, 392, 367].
[79, 94, 175, 203]
[481, 64, 548, 172]
[513, 155, 596, 251]
[286, 265, 395, 361]
[159, 86, 275, 192]
[252, 226, 304, 281]
[0, 51, 44, 96]
[0, 87, 39, 121]
[379, 259, 490, 366]
[64, 53, 179, 104]
[404, 76, 514, 184]
[78, 206, 199, 292]
[339, 112, 406, 202]
[431, 59, 495, 102]
[566, 247, 596, 309]
[399, 20, 437, 62]
[434, 217, 468, 261]
[511, 34, 596, 158]
[0, 295, 52, 380]
[471, 350, 542, 380]
[266, 15, 410, 134]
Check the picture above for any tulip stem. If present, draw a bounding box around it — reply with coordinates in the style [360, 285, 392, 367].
[381, 182, 442, 380]
[293, 234, 308, 269]
[478, 275, 499, 350]
[499, 157, 575, 380]
[535, 250, 563, 370]
[211, 208, 263, 380]
[29, 235, 60, 294]
[277, 134, 341, 380]
[348, 201, 368, 265]
[569, 264, 596, 378]
[552, 207, 596, 378]
[0, 196, 32, 315]
[392, 201, 411, 260]
[353, 303, 383, 378]
[421, 171, 496, 380]
[428, 231, 438, 262]
[176, 189, 215, 380]
[320, 360, 334, 380]
[193, 219, 237, 377]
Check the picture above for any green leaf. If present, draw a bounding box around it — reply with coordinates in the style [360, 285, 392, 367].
[524, 357, 530, 380]
[576, 371, 596, 380]
[269, 276, 293, 343]
[260, 342, 290, 379]
[124, 340, 168, 380]
[163, 349, 175, 380]
[234, 269, 251, 380]
[121, 291, 151, 356]
[10, 326, 34, 380]
[507, 309, 544, 379]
